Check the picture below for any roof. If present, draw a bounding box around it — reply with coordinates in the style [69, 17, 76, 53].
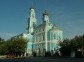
[36, 22, 46, 29]
[50, 25, 62, 32]
[43, 10, 48, 15]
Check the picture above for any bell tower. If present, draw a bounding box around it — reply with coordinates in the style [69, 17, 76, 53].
[43, 10, 49, 23]
[27, 7, 37, 34]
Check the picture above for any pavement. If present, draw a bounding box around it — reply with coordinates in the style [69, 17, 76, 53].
[0, 57, 84, 62]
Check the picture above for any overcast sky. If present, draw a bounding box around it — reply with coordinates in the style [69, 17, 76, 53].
[0, 0, 84, 40]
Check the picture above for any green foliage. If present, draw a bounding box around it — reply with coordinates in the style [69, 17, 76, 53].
[0, 37, 6, 55]
[7, 37, 27, 56]
[0, 37, 27, 56]
[60, 34, 84, 56]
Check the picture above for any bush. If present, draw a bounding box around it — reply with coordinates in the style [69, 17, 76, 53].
[33, 52, 36, 57]
[45, 51, 51, 57]
[53, 52, 59, 56]
[75, 51, 83, 58]
[60, 47, 71, 56]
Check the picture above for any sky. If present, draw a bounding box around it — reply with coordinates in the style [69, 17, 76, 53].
[0, 0, 84, 40]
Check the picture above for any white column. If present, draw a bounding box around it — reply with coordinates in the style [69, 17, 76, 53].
[45, 24, 47, 51]
[50, 31, 51, 51]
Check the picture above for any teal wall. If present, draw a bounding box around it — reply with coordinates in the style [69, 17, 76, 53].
[47, 30, 63, 51]
[26, 34, 33, 50]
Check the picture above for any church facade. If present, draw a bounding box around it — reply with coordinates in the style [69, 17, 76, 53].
[23, 7, 63, 56]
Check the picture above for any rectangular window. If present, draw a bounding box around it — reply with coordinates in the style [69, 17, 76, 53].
[39, 29, 40, 32]
[43, 29, 44, 31]
[54, 34, 56, 39]
[43, 34, 45, 41]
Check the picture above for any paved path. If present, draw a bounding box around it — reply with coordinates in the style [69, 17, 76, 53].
[0, 57, 84, 62]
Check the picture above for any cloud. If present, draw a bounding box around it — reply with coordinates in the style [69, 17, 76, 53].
[0, 32, 17, 37]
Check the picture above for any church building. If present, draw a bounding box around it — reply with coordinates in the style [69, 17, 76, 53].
[23, 7, 63, 56]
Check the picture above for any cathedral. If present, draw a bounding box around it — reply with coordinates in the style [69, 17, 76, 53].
[22, 7, 63, 56]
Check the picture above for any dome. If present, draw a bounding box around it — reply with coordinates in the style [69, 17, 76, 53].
[50, 26, 61, 32]
[43, 10, 48, 15]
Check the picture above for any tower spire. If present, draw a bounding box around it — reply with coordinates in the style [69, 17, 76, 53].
[27, 7, 37, 34]
[30, 5, 34, 9]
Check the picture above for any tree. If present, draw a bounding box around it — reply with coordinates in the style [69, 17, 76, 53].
[5, 36, 27, 57]
[0, 36, 27, 57]
[60, 39, 71, 56]
[11, 37, 27, 56]
[60, 35, 84, 57]
[0, 37, 6, 55]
